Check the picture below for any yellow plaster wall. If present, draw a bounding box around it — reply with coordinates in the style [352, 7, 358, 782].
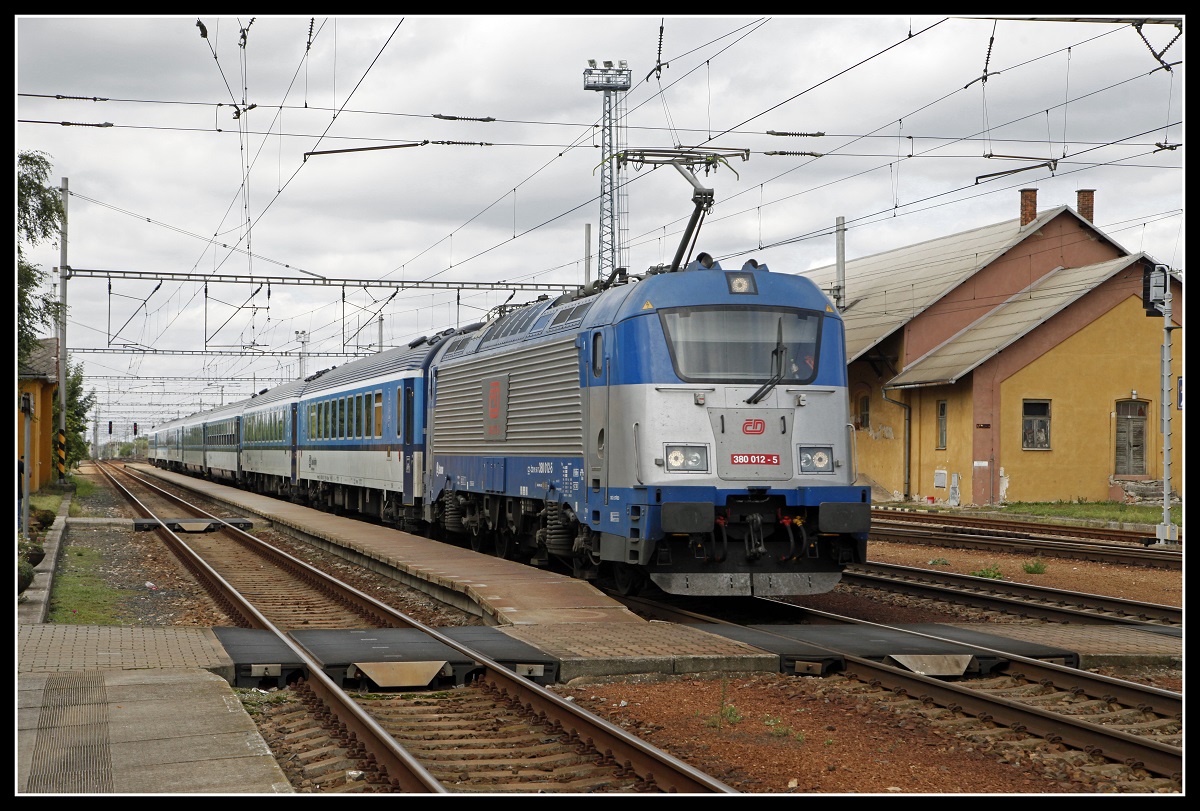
[849, 368, 906, 500]
[17, 379, 58, 493]
[909, 383, 975, 505]
[999, 296, 1181, 503]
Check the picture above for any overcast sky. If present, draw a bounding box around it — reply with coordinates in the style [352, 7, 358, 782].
[16, 15, 1185, 435]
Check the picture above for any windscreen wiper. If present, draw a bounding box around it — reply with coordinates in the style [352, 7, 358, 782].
[746, 318, 787, 404]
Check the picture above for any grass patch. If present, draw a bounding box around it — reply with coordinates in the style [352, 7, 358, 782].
[969, 564, 1004, 580]
[46, 546, 137, 624]
[29, 493, 63, 515]
[67, 478, 98, 516]
[704, 677, 742, 729]
[1022, 559, 1047, 574]
[1001, 500, 1181, 526]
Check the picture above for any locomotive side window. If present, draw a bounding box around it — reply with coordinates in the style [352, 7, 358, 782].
[592, 332, 604, 377]
[658, 306, 821, 384]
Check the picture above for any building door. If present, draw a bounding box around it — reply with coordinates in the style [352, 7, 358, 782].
[1115, 400, 1147, 475]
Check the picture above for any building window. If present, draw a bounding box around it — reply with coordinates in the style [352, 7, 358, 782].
[857, 394, 870, 430]
[1115, 400, 1147, 475]
[936, 400, 947, 449]
[1022, 400, 1051, 450]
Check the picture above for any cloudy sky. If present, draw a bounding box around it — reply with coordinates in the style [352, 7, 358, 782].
[16, 15, 1185, 437]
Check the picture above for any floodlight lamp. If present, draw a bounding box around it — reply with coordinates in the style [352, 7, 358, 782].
[619, 60, 627, 69]
[588, 59, 597, 68]
[604, 60, 613, 68]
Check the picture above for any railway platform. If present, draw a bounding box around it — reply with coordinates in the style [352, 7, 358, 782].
[16, 472, 1181, 794]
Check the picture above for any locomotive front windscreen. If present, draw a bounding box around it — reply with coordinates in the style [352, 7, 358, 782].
[659, 306, 822, 383]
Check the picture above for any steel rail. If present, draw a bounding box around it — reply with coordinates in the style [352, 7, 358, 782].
[107, 461, 737, 793]
[845, 562, 1182, 626]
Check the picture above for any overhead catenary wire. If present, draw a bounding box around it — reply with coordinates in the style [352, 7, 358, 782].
[20, 18, 1182, 405]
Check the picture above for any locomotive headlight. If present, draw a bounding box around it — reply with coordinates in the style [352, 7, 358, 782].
[725, 272, 758, 295]
[799, 445, 834, 473]
[665, 444, 709, 472]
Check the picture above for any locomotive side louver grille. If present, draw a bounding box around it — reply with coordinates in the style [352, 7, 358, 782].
[432, 335, 583, 455]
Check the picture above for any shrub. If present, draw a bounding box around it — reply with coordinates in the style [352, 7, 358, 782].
[33, 508, 57, 530]
[18, 558, 35, 594]
[19, 538, 45, 567]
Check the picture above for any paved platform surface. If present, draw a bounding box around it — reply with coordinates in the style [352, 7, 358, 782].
[18, 668, 293, 794]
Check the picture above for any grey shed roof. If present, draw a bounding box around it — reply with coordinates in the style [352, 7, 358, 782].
[18, 336, 59, 381]
[800, 205, 1131, 364]
[885, 253, 1150, 389]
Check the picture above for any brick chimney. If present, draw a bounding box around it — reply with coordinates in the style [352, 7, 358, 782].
[1077, 189, 1095, 223]
[1020, 188, 1038, 226]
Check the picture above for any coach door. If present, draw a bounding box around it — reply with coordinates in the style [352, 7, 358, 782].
[290, 403, 299, 485]
[401, 378, 417, 505]
[585, 330, 610, 504]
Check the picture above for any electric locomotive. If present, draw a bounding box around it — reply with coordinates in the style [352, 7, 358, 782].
[422, 252, 871, 596]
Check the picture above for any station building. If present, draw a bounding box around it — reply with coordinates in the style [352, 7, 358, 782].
[805, 189, 1182, 507]
[17, 336, 60, 495]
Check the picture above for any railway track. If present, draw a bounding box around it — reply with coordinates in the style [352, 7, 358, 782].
[95, 461, 737, 794]
[870, 509, 1181, 570]
[611, 591, 1182, 790]
[844, 562, 1182, 627]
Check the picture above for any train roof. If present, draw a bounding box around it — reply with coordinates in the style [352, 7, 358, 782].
[242, 377, 308, 409]
[299, 326, 478, 396]
[436, 256, 834, 362]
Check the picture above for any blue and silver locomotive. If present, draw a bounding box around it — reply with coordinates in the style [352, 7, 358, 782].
[151, 252, 870, 597]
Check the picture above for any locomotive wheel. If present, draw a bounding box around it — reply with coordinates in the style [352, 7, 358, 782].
[494, 528, 515, 560]
[612, 562, 647, 596]
[468, 528, 492, 554]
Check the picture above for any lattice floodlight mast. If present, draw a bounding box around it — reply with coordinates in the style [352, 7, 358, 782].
[618, 148, 750, 272]
[584, 59, 632, 281]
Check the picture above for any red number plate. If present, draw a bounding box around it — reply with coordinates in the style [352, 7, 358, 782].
[730, 453, 780, 465]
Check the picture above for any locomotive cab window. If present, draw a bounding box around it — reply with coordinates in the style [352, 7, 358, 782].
[658, 306, 821, 384]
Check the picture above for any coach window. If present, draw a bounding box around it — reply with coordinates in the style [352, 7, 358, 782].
[356, 394, 364, 438]
[936, 400, 947, 449]
[592, 332, 604, 377]
[1022, 400, 1051, 450]
[375, 390, 383, 438]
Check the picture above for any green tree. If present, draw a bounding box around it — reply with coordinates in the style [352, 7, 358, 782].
[52, 358, 98, 472]
[18, 150, 66, 364]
